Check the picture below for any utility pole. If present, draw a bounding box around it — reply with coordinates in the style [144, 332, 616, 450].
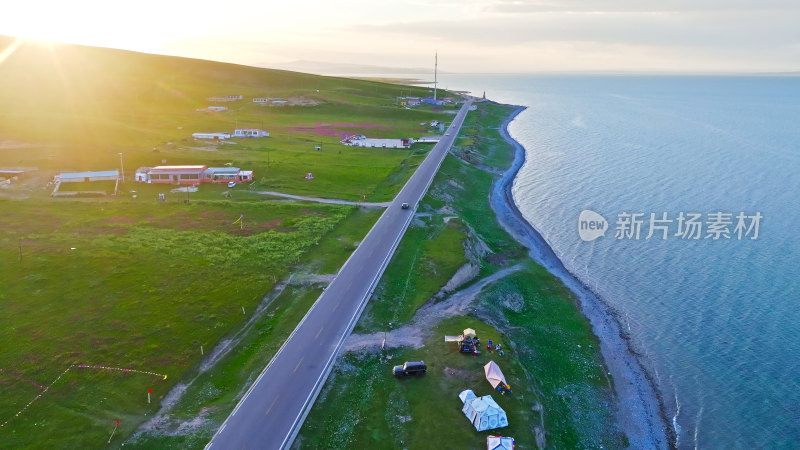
[434, 51, 438, 102]
[118, 152, 125, 183]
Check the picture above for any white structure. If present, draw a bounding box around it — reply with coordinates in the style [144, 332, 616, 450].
[484, 361, 507, 389]
[253, 98, 270, 103]
[192, 132, 231, 140]
[487, 436, 515, 450]
[342, 137, 413, 149]
[207, 106, 227, 111]
[227, 95, 243, 101]
[56, 170, 119, 183]
[135, 167, 151, 182]
[233, 128, 269, 138]
[459, 390, 508, 432]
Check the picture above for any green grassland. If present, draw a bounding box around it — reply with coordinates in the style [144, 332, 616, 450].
[298, 102, 625, 448]
[0, 36, 463, 448]
[0, 36, 458, 201]
[299, 316, 540, 449]
[0, 198, 354, 448]
[355, 218, 468, 333]
[128, 284, 324, 449]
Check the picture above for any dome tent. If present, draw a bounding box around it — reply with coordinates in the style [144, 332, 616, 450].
[458, 390, 509, 432]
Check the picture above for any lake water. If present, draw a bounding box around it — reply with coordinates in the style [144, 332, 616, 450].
[434, 74, 800, 448]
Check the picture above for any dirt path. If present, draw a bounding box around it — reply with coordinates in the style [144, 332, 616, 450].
[249, 190, 390, 208]
[344, 264, 524, 351]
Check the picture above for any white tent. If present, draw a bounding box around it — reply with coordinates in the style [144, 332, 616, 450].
[458, 390, 509, 432]
[484, 361, 507, 389]
[463, 328, 477, 338]
[487, 435, 515, 450]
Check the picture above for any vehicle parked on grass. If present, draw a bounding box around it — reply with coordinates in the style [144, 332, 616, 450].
[227, 181, 236, 188]
[393, 361, 427, 377]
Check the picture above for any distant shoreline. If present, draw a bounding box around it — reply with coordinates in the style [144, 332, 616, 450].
[490, 103, 674, 448]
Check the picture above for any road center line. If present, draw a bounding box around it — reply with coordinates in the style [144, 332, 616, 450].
[293, 357, 304, 373]
[315, 327, 324, 340]
[265, 395, 279, 416]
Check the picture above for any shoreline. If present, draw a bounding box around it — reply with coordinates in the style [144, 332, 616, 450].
[490, 104, 674, 448]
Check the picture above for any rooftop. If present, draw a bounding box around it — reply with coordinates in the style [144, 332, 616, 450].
[59, 170, 119, 179]
[205, 167, 241, 174]
[149, 165, 207, 172]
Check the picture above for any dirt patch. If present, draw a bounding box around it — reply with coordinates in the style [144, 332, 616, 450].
[501, 292, 525, 312]
[182, 146, 219, 152]
[199, 211, 228, 219]
[443, 367, 475, 380]
[344, 264, 524, 352]
[285, 121, 392, 138]
[485, 252, 509, 266]
[258, 219, 284, 230]
[288, 96, 321, 106]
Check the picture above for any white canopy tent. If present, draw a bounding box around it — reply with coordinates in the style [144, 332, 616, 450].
[458, 390, 509, 432]
[484, 361, 507, 389]
[487, 435, 515, 450]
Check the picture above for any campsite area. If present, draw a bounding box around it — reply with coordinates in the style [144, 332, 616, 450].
[298, 103, 626, 448]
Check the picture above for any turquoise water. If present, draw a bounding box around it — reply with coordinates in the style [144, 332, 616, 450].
[439, 75, 800, 448]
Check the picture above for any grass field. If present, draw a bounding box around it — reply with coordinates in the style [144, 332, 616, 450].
[0, 36, 459, 201]
[0, 198, 353, 448]
[128, 284, 325, 449]
[355, 218, 468, 333]
[298, 102, 626, 448]
[299, 316, 541, 449]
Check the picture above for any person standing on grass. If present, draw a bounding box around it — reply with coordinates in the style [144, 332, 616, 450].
[487, 339, 493, 350]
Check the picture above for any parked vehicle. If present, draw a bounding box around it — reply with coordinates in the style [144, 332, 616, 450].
[227, 181, 236, 188]
[393, 361, 427, 377]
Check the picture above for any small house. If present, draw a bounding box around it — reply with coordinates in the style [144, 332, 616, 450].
[344, 138, 413, 149]
[203, 167, 254, 183]
[207, 106, 227, 111]
[192, 132, 231, 140]
[226, 95, 243, 101]
[56, 170, 119, 183]
[135, 167, 152, 182]
[233, 128, 269, 138]
[406, 97, 421, 106]
[147, 165, 207, 185]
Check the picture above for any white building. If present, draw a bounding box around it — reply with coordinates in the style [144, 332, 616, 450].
[343, 138, 413, 149]
[233, 128, 269, 138]
[192, 132, 232, 140]
[253, 98, 270, 103]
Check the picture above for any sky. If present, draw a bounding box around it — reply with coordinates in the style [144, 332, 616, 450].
[1, 0, 799, 73]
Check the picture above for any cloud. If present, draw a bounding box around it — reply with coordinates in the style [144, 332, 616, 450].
[485, 0, 800, 14]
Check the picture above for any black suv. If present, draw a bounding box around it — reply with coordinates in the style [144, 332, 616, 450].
[392, 361, 427, 377]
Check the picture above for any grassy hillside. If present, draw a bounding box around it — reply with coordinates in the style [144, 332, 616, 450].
[0, 37, 460, 448]
[0, 35, 456, 200]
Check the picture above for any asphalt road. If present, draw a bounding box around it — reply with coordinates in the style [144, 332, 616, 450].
[206, 99, 474, 450]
